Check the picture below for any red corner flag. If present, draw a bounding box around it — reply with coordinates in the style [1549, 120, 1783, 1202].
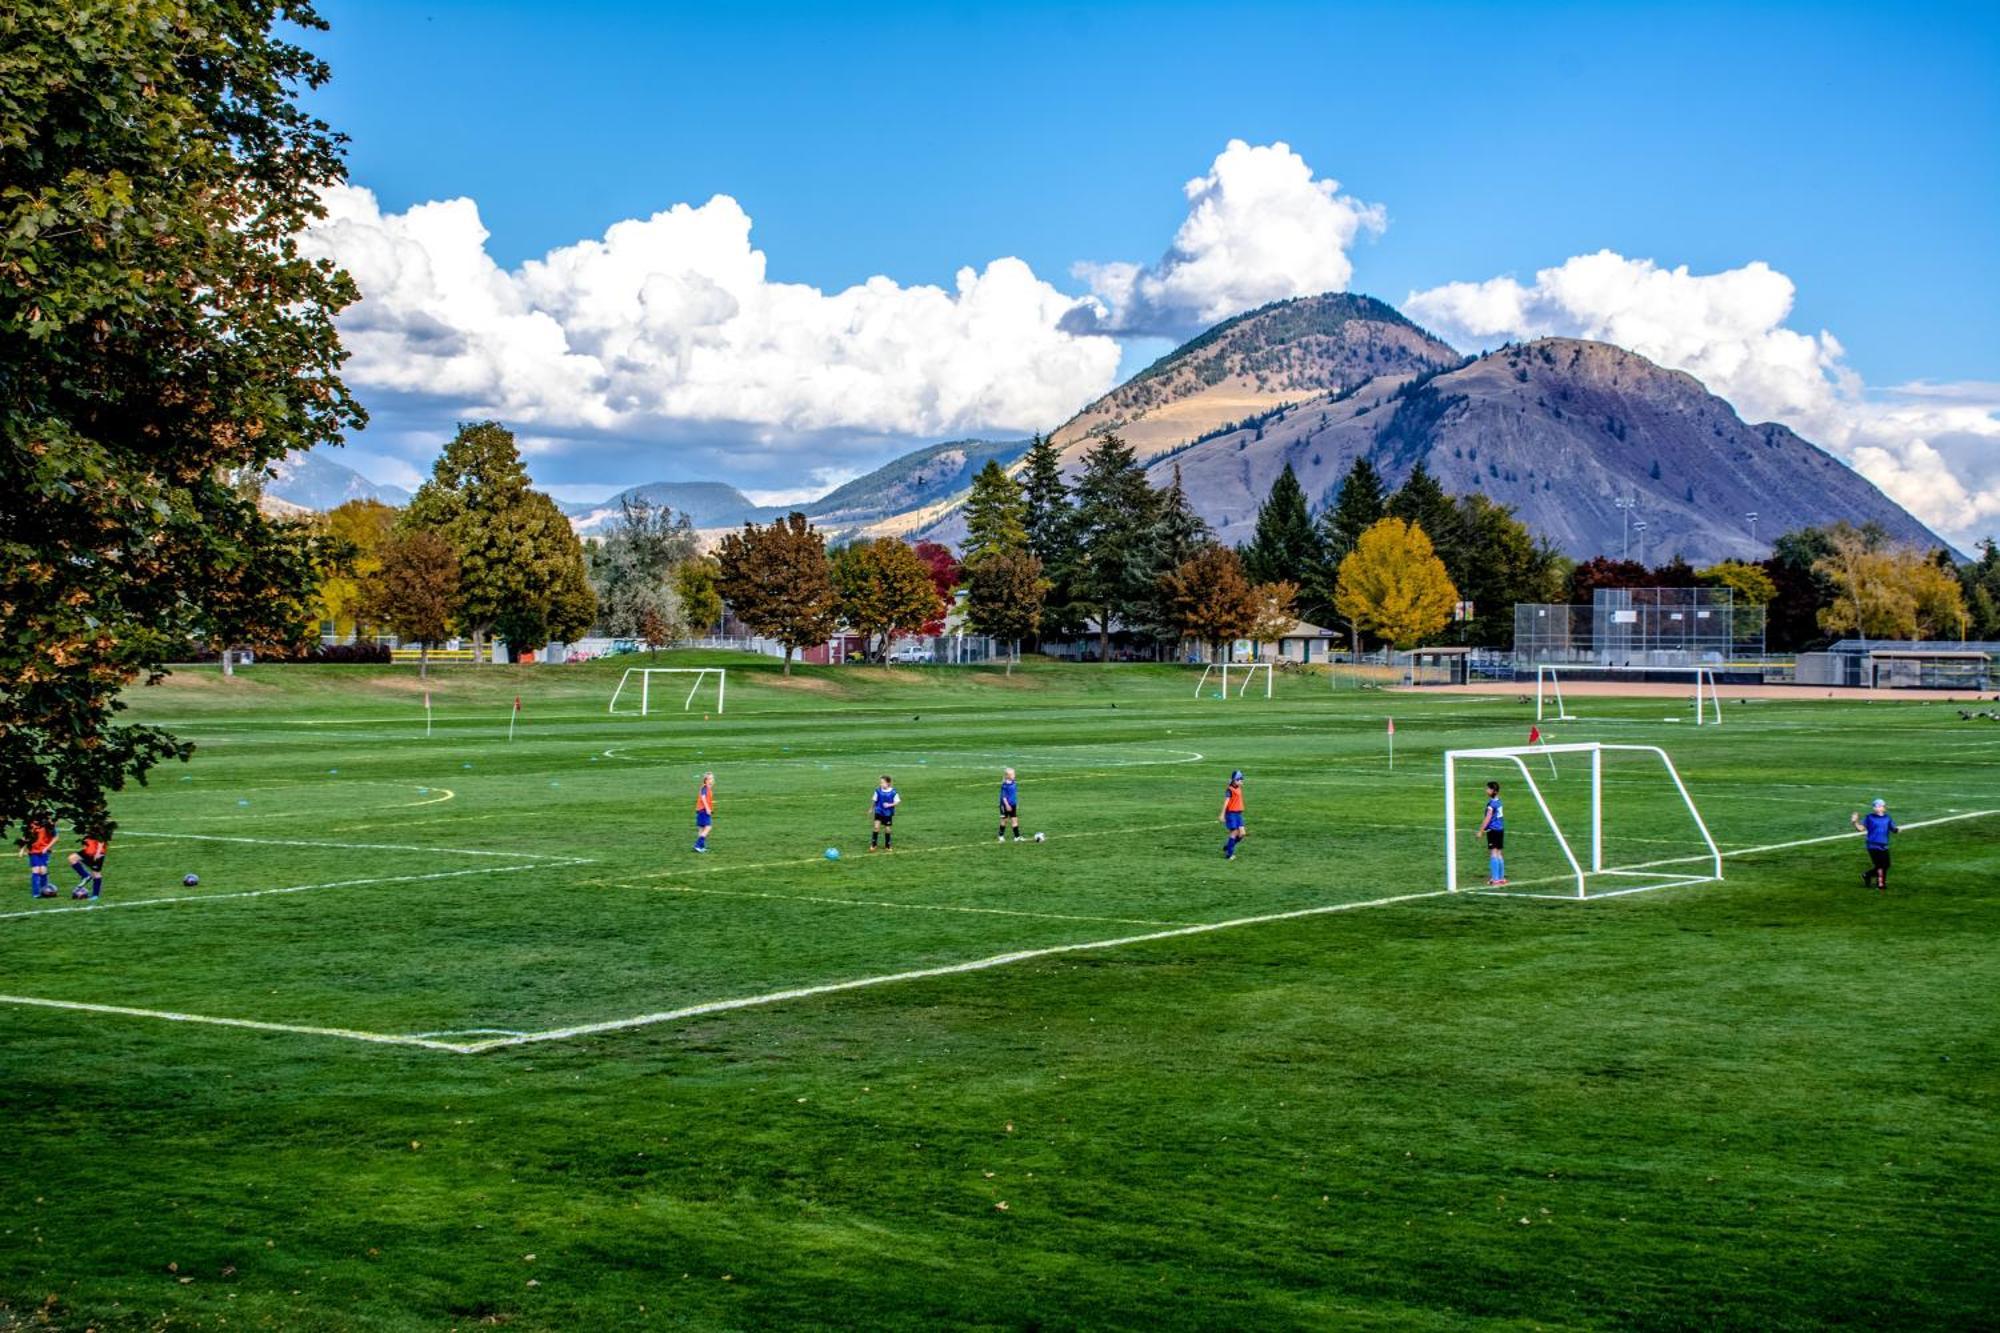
[1528, 725, 1541, 744]
[1387, 717, 1395, 735]
[513, 695, 521, 712]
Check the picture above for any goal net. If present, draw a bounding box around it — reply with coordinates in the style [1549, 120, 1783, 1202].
[1194, 661, 1273, 699]
[609, 667, 726, 715]
[1444, 742, 1722, 899]
[1534, 664, 1722, 726]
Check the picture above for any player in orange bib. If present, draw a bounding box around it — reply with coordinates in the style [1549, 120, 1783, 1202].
[68, 830, 109, 900]
[693, 773, 715, 853]
[1218, 770, 1247, 860]
[19, 818, 58, 899]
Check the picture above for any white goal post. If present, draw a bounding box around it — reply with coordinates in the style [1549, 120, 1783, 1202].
[609, 667, 726, 715]
[1444, 741, 1722, 899]
[1535, 664, 1722, 725]
[1194, 661, 1273, 699]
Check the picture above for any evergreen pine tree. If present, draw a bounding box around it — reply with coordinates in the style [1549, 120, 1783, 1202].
[1304, 456, 1388, 631]
[962, 460, 1029, 561]
[1386, 462, 1466, 581]
[1146, 465, 1215, 653]
[1020, 433, 1082, 642]
[1240, 462, 1316, 585]
[1073, 435, 1161, 662]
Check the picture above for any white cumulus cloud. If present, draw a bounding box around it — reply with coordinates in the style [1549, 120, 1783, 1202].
[302, 185, 1122, 468]
[1066, 139, 1386, 338]
[1406, 252, 2000, 549]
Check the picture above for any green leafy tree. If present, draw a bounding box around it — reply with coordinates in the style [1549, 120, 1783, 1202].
[589, 496, 698, 643]
[361, 529, 460, 678]
[1697, 560, 1779, 607]
[406, 424, 595, 661]
[1240, 463, 1316, 586]
[1073, 435, 1161, 661]
[673, 556, 724, 637]
[1764, 526, 1840, 650]
[963, 548, 1048, 673]
[1955, 540, 2000, 639]
[715, 513, 838, 674]
[316, 499, 400, 639]
[1385, 463, 1465, 576]
[1335, 518, 1461, 650]
[1451, 494, 1568, 646]
[962, 460, 1029, 562]
[2, 1, 364, 839]
[831, 538, 943, 660]
[1306, 457, 1387, 631]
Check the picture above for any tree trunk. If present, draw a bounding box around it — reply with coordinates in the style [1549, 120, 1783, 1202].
[1097, 610, 1110, 664]
[420, 644, 429, 679]
[470, 626, 484, 665]
[784, 645, 793, 676]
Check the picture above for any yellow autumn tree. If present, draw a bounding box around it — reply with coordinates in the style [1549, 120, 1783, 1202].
[1334, 518, 1460, 649]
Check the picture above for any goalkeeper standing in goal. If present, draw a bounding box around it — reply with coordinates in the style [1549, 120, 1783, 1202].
[1479, 781, 1507, 886]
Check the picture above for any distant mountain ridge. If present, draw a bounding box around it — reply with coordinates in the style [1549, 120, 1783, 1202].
[264, 451, 409, 511]
[564, 481, 777, 534]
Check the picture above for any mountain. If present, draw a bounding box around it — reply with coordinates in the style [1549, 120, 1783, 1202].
[1049, 293, 1462, 463]
[804, 437, 1030, 528]
[1149, 336, 1946, 561]
[264, 450, 410, 511]
[566, 481, 776, 535]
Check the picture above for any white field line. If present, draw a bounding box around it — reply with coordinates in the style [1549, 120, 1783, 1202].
[0, 860, 587, 922]
[0, 993, 463, 1051]
[117, 830, 573, 860]
[129, 786, 458, 826]
[1467, 808, 2000, 899]
[452, 889, 1456, 1054]
[636, 881, 1187, 928]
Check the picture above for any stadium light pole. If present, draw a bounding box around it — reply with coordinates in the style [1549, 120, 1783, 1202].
[1633, 519, 1649, 566]
[1746, 511, 1760, 550]
[1615, 497, 1636, 559]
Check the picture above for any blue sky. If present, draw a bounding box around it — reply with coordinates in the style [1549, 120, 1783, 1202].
[299, 0, 2000, 541]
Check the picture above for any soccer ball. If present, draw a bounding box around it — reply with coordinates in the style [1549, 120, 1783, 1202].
[823, 848, 841, 861]
[1032, 831, 1046, 843]
[183, 873, 200, 887]
[36, 887, 56, 899]
[71, 886, 90, 900]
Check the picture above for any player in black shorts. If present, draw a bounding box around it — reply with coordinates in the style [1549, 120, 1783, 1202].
[68, 831, 107, 900]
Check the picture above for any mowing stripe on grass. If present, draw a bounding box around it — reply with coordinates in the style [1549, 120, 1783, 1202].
[628, 823, 1194, 880]
[639, 881, 1187, 928]
[0, 860, 585, 922]
[118, 830, 574, 859]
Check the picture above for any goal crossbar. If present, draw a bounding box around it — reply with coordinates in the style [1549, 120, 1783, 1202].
[1444, 741, 1721, 899]
[1534, 664, 1722, 725]
[609, 667, 726, 715]
[1193, 661, 1273, 699]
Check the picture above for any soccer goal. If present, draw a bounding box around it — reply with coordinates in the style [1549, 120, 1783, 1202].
[608, 667, 725, 715]
[1194, 661, 1273, 699]
[1443, 741, 1722, 899]
[1534, 664, 1722, 726]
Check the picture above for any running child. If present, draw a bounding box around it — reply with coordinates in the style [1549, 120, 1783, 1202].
[1218, 770, 1246, 860]
[1479, 781, 1507, 886]
[870, 775, 900, 851]
[19, 818, 57, 899]
[1850, 797, 1898, 891]
[67, 829, 108, 900]
[693, 773, 715, 853]
[998, 768, 1022, 842]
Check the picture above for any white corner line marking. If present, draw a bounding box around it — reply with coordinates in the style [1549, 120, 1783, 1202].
[0, 994, 463, 1051]
[0, 860, 588, 922]
[118, 830, 573, 860]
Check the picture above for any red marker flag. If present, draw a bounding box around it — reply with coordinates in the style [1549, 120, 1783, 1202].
[1528, 725, 1541, 744]
[1387, 717, 1395, 735]
[513, 695, 521, 713]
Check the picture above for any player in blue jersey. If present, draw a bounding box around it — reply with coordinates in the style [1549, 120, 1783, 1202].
[870, 775, 900, 851]
[693, 773, 715, 853]
[1850, 797, 1898, 891]
[1479, 781, 1507, 886]
[998, 768, 1022, 842]
[1218, 771, 1246, 860]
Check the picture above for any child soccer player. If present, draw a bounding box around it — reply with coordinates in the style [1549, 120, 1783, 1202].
[870, 775, 900, 851]
[693, 773, 715, 853]
[1850, 797, 1898, 891]
[20, 818, 57, 899]
[998, 768, 1021, 842]
[1218, 770, 1246, 860]
[1479, 781, 1507, 886]
[67, 829, 108, 900]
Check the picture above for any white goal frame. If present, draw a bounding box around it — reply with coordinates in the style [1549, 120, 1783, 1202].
[1444, 741, 1722, 899]
[609, 667, 726, 715]
[1535, 664, 1722, 726]
[1194, 661, 1273, 699]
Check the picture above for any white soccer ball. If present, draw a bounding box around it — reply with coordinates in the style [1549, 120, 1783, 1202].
[1032, 831, 1046, 843]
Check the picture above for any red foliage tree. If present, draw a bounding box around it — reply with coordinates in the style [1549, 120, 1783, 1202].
[913, 540, 962, 634]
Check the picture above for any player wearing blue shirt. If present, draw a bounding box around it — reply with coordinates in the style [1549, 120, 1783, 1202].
[870, 776, 900, 851]
[998, 768, 1021, 842]
[1479, 781, 1507, 886]
[1850, 797, 1898, 891]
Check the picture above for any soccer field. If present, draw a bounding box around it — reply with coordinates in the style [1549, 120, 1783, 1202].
[3, 656, 1997, 1329]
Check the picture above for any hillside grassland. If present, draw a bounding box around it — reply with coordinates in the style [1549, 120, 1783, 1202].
[1, 655, 1995, 1329]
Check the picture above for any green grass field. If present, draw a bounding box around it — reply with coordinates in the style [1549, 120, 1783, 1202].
[3, 655, 1996, 1330]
